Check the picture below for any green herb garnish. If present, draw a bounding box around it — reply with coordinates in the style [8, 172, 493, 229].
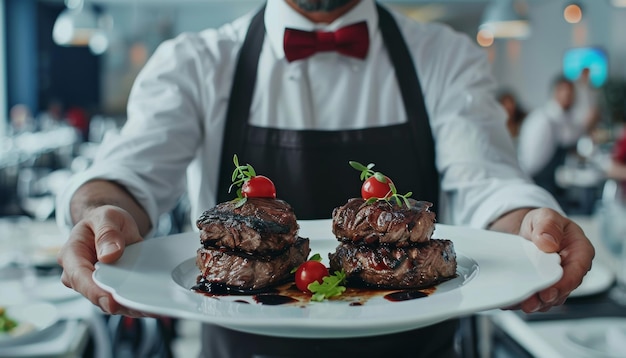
[229, 154, 255, 207]
[308, 270, 347, 302]
[0, 307, 18, 333]
[349, 161, 413, 208]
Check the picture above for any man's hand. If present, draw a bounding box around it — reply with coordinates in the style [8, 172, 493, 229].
[57, 205, 146, 316]
[491, 208, 595, 313]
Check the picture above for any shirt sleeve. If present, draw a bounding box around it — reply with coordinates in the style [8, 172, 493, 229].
[56, 33, 208, 235]
[420, 27, 562, 228]
[517, 111, 557, 176]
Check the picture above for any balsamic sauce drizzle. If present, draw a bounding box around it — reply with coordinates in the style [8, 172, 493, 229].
[192, 278, 435, 306]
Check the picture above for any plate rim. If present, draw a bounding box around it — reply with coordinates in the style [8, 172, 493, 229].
[564, 317, 626, 357]
[93, 220, 562, 338]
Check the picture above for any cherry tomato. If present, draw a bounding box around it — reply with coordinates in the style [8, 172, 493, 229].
[242, 175, 276, 198]
[295, 261, 329, 293]
[361, 176, 394, 200]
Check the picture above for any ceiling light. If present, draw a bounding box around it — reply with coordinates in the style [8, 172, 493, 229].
[52, 0, 108, 53]
[476, 29, 495, 47]
[611, 0, 626, 7]
[564, 3, 583, 23]
[479, 0, 530, 39]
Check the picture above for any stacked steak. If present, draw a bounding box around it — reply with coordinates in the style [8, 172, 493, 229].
[194, 198, 310, 293]
[329, 198, 457, 289]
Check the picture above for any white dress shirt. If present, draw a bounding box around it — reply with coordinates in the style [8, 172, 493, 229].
[517, 99, 584, 176]
[56, 0, 560, 235]
[572, 80, 599, 126]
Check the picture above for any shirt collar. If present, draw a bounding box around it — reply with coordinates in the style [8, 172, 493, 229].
[264, 0, 378, 60]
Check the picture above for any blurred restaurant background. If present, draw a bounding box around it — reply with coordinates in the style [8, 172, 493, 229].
[2, 0, 626, 357]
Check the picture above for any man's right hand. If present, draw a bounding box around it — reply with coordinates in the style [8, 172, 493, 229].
[57, 205, 146, 316]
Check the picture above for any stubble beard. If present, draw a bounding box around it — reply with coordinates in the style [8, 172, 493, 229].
[290, 0, 353, 12]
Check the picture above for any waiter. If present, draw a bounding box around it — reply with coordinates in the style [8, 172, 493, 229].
[517, 77, 597, 208]
[56, 1, 594, 357]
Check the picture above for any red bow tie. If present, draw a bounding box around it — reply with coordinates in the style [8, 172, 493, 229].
[283, 21, 369, 62]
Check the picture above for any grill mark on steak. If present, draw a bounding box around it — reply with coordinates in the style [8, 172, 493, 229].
[328, 239, 457, 289]
[199, 210, 291, 234]
[199, 243, 298, 261]
[197, 198, 298, 254]
[332, 198, 436, 246]
[195, 237, 310, 291]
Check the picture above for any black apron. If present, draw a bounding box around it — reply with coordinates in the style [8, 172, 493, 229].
[204, 4, 458, 358]
[216, 4, 439, 218]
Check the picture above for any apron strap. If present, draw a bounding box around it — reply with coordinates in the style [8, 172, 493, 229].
[218, 5, 266, 197]
[376, 4, 440, 209]
[218, 3, 439, 212]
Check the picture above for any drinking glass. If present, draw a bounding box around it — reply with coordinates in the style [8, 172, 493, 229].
[598, 180, 626, 304]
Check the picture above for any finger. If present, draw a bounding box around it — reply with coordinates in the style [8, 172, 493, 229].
[524, 219, 594, 310]
[92, 208, 143, 263]
[58, 226, 120, 313]
[538, 287, 559, 306]
[519, 294, 543, 313]
[520, 208, 564, 253]
[60, 261, 145, 317]
[537, 228, 594, 304]
[58, 219, 142, 316]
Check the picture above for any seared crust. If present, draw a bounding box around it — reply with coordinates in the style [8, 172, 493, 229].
[331, 198, 436, 246]
[328, 239, 457, 289]
[196, 237, 310, 290]
[197, 198, 298, 254]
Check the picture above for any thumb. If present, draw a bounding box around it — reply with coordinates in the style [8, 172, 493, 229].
[521, 208, 563, 253]
[97, 236, 124, 262]
[91, 206, 143, 263]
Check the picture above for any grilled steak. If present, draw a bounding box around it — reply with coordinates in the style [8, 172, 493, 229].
[328, 239, 457, 289]
[332, 198, 436, 246]
[195, 237, 310, 291]
[197, 198, 298, 254]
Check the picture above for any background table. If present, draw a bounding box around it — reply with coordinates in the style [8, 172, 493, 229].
[483, 215, 625, 358]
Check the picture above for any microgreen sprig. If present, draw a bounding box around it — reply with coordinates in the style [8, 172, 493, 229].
[384, 182, 413, 208]
[349, 161, 387, 183]
[349, 161, 413, 208]
[229, 154, 255, 207]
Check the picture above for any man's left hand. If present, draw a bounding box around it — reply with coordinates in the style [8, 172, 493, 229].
[514, 208, 594, 313]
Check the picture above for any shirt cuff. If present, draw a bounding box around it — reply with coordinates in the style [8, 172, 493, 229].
[468, 184, 564, 229]
[55, 166, 159, 238]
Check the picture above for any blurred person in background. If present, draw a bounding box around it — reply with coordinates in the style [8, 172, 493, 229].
[497, 90, 527, 142]
[607, 128, 626, 194]
[572, 67, 601, 132]
[56, 1, 594, 357]
[517, 76, 599, 206]
[65, 106, 90, 142]
[37, 99, 67, 132]
[8, 104, 35, 136]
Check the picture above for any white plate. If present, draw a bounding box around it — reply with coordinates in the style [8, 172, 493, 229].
[93, 220, 562, 338]
[564, 318, 626, 357]
[0, 302, 59, 346]
[569, 261, 614, 298]
[28, 277, 83, 302]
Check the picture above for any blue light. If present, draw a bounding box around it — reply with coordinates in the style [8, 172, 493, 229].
[563, 47, 608, 87]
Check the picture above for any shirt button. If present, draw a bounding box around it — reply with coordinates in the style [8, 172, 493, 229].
[288, 67, 302, 80]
